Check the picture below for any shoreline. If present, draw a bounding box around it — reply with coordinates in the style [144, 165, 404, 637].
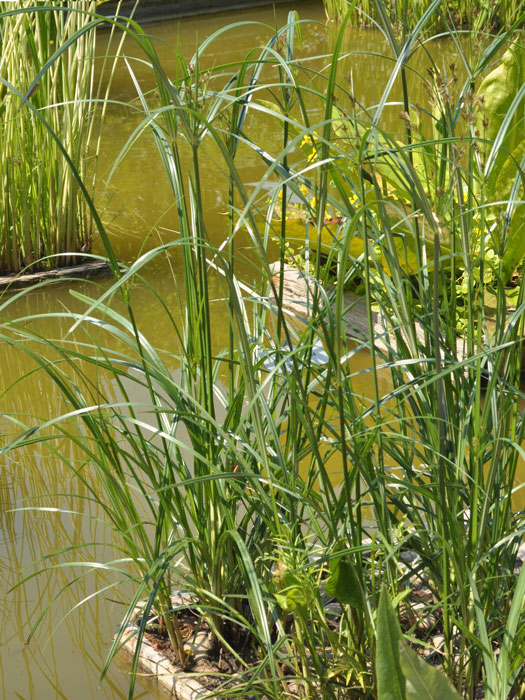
[100, 0, 294, 24]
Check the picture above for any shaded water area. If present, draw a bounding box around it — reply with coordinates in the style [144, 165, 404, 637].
[1, 2, 523, 698]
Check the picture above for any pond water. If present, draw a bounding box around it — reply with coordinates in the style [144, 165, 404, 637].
[0, 2, 523, 699]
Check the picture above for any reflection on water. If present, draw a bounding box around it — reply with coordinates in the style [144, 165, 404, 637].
[0, 2, 521, 698]
[94, 2, 461, 267]
[0, 444, 147, 699]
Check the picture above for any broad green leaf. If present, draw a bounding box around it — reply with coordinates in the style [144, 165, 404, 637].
[474, 45, 525, 281]
[399, 642, 462, 700]
[489, 146, 525, 282]
[376, 586, 406, 700]
[272, 565, 312, 614]
[486, 142, 525, 202]
[324, 555, 363, 610]
[273, 584, 309, 613]
[476, 43, 525, 180]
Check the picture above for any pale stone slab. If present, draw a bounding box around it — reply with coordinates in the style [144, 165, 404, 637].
[269, 261, 471, 362]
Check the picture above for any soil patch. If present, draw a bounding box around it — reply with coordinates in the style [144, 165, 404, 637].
[143, 620, 245, 693]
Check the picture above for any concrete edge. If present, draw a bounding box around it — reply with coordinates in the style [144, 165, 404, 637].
[118, 593, 216, 700]
[119, 630, 213, 700]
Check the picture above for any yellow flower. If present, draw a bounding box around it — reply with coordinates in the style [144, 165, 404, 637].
[300, 130, 318, 148]
[307, 150, 318, 164]
[300, 184, 308, 197]
[310, 197, 317, 209]
[277, 189, 283, 199]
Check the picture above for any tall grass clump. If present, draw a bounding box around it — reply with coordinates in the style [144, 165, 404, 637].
[323, 0, 525, 31]
[0, 1, 119, 273]
[1, 4, 524, 700]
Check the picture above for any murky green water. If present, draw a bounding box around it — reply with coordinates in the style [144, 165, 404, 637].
[0, 3, 522, 698]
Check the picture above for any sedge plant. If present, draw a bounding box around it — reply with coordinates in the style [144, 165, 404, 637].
[1, 5, 525, 700]
[0, 0, 124, 273]
[262, 5, 525, 698]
